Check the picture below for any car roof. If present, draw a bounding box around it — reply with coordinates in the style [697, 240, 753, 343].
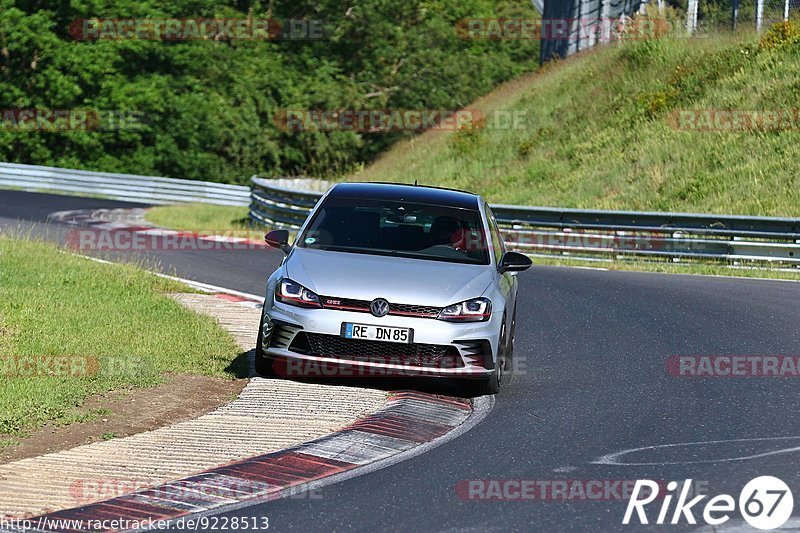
[328, 182, 481, 210]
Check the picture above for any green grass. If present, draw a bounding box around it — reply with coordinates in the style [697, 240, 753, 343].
[144, 204, 250, 233]
[350, 25, 800, 217]
[0, 236, 243, 441]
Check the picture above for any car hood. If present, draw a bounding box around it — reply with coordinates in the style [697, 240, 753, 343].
[285, 248, 494, 307]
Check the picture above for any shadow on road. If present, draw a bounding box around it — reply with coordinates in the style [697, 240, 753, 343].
[238, 350, 487, 399]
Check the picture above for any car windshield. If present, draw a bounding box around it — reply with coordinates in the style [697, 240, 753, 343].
[298, 197, 490, 265]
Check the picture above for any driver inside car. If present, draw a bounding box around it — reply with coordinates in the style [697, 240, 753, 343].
[429, 215, 467, 251]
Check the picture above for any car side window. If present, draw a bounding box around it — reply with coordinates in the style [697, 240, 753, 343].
[485, 204, 505, 266]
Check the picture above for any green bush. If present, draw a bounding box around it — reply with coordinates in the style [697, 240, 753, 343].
[759, 20, 800, 49]
[0, 0, 539, 183]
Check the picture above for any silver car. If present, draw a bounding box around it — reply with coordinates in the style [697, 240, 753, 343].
[257, 182, 531, 394]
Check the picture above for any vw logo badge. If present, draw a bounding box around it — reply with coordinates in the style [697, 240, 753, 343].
[370, 298, 390, 317]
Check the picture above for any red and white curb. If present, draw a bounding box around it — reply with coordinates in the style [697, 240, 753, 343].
[19, 393, 481, 533]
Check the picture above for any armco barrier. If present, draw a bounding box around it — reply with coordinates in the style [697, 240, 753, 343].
[2, 163, 796, 267]
[0, 162, 249, 206]
[250, 176, 800, 267]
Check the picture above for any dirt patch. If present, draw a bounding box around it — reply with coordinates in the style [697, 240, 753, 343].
[0, 374, 245, 464]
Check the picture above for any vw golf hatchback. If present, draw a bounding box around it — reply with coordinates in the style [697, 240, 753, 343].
[257, 182, 531, 394]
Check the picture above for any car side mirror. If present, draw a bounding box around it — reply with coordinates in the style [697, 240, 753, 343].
[499, 251, 532, 274]
[265, 229, 291, 254]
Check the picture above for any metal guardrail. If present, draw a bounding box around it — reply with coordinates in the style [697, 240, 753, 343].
[0, 162, 250, 206]
[539, 0, 645, 63]
[250, 177, 327, 228]
[250, 177, 800, 267]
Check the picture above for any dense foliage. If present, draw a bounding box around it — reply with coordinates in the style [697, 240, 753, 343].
[0, 0, 538, 183]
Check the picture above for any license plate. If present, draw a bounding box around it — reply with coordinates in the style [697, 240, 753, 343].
[342, 323, 413, 344]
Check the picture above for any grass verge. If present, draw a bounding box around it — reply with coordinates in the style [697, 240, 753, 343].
[145, 204, 250, 233]
[350, 25, 800, 217]
[0, 236, 243, 443]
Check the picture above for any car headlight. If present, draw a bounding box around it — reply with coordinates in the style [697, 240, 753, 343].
[437, 297, 491, 322]
[275, 278, 321, 308]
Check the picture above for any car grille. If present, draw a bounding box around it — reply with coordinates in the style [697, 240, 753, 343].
[319, 296, 442, 319]
[291, 333, 463, 368]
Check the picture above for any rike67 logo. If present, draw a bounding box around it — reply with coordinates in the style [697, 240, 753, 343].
[624, 476, 794, 530]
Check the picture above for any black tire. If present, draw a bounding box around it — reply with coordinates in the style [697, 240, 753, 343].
[506, 305, 517, 370]
[476, 318, 506, 395]
[254, 313, 278, 377]
[477, 366, 502, 395]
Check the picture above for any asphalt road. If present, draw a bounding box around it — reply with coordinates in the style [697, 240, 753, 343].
[2, 190, 799, 532]
[0, 190, 285, 292]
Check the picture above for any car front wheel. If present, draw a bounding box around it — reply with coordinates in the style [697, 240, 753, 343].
[477, 319, 506, 395]
[254, 313, 278, 377]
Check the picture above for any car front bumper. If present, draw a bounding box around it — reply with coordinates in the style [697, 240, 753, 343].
[260, 299, 500, 380]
